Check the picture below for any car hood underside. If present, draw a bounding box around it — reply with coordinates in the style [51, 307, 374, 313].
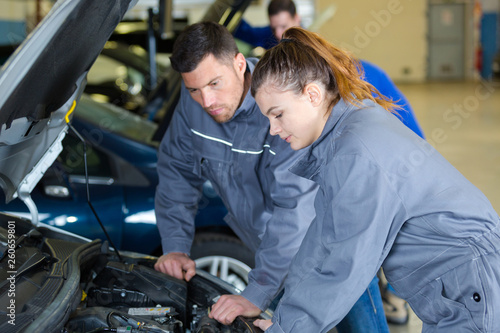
[0, 0, 137, 214]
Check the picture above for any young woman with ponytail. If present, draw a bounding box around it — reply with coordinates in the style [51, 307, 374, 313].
[252, 27, 500, 333]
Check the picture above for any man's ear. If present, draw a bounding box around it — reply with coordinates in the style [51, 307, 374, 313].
[304, 83, 323, 107]
[294, 14, 301, 26]
[234, 53, 246, 74]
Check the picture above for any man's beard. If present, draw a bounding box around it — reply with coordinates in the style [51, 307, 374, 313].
[204, 105, 236, 124]
[205, 79, 245, 124]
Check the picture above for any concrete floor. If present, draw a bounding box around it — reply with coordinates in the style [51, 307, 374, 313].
[386, 79, 500, 333]
[400, 80, 500, 214]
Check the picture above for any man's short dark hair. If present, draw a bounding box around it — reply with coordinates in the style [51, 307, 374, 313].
[268, 0, 297, 18]
[170, 21, 239, 73]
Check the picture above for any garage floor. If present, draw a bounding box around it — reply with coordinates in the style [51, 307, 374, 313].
[387, 79, 500, 333]
[400, 80, 500, 214]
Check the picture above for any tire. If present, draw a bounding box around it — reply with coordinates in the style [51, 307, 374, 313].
[191, 233, 254, 291]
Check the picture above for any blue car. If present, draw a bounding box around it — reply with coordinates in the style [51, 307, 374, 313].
[1, 0, 255, 291]
[2, 92, 254, 289]
[0, 1, 272, 330]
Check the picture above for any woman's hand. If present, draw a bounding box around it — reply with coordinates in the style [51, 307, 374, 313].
[253, 319, 273, 331]
[209, 295, 261, 325]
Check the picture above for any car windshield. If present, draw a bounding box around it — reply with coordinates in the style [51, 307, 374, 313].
[76, 94, 159, 146]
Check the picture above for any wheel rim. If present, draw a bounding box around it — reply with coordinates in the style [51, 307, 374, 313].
[194, 256, 251, 291]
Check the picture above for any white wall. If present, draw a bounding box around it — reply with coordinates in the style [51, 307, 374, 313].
[480, 0, 500, 12]
[232, 0, 427, 82]
[0, 1, 26, 21]
[0, 0, 55, 32]
[0, 0, 28, 45]
[0, 0, 427, 82]
[317, 0, 427, 83]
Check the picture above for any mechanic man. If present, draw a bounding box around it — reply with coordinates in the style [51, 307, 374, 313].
[153, 20, 316, 325]
[153, 21, 389, 331]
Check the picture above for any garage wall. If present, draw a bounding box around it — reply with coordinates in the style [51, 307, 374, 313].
[0, 1, 27, 46]
[316, 0, 427, 83]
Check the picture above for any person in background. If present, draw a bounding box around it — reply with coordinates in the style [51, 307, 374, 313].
[237, 0, 425, 324]
[251, 26, 500, 333]
[154, 21, 389, 332]
[234, 0, 293, 49]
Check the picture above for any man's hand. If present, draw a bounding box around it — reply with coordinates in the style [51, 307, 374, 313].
[154, 252, 196, 281]
[253, 319, 273, 331]
[209, 295, 261, 325]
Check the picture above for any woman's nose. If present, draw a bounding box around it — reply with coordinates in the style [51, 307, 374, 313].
[269, 121, 281, 136]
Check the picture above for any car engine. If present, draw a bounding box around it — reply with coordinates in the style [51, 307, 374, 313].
[0, 216, 265, 333]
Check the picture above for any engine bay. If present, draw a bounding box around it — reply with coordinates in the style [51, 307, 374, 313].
[0, 216, 266, 333]
[69, 256, 262, 333]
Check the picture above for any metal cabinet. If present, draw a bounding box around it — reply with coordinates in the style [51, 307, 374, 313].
[428, 1, 466, 79]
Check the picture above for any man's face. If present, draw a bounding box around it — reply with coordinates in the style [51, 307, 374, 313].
[182, 53, 247, 123]
[269, 11, 301, 40]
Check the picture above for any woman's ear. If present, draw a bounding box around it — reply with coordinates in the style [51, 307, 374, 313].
[304, 83, 323, 107]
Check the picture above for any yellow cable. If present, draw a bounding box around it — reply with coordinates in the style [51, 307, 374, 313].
[65, 100, 77, 123]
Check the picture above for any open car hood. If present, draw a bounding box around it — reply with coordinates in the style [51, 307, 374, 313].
[0, 0, 137, 220]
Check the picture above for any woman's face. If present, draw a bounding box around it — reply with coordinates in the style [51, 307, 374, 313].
[255, 83, 328, 150]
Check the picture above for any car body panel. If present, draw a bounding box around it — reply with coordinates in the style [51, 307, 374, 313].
[0, 0, 138, 206]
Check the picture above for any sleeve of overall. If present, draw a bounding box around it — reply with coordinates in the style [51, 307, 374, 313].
[233, 19, 274, 49]
[155, 93, 206, 255]
[241, 149, 318, 310]
[267, 154, 404, 333]
[360, 60, 425, 139]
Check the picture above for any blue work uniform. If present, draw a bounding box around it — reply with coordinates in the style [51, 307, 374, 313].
[155, 58, 317, 310]
[234, 19, 276, 49]
[267, 98, 500, 332]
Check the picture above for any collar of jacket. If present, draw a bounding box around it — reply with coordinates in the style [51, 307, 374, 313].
[289, 97, 370, 180]
[232, 57, 259, 120]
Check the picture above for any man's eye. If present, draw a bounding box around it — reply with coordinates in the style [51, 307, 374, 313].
[275, 113, 282, 119]
[189, 89, 198, 93]
[211, 81, 218, 86]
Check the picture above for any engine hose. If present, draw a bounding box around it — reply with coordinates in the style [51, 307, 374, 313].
[85, 327, 117, 333]
[195, 316, 220, 333]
